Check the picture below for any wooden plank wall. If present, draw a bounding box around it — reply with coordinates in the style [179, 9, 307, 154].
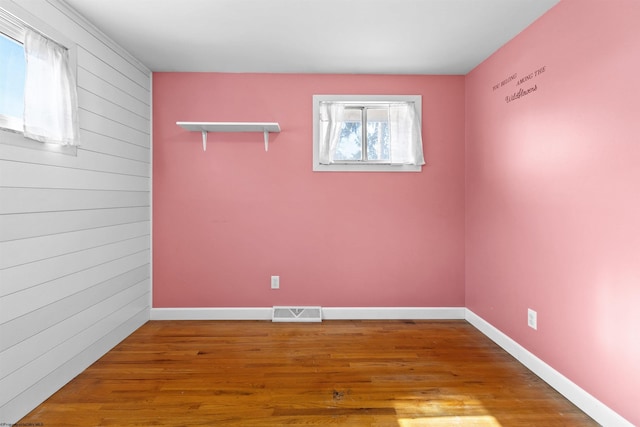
[0, 0, 151, 422]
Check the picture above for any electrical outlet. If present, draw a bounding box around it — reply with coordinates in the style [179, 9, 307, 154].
[271, 276, 280, 289]
[528, 308, 537, 330]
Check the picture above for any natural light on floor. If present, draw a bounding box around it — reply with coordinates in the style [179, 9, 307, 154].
[394, 399, 502, 426]
[397, 415, 501, 426]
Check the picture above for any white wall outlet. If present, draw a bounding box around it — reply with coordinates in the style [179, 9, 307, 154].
[528, 308, 537, 330]
[271, 276, 280, 289]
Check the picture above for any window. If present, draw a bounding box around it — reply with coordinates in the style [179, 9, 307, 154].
[332, 106, 390, 162]
[0, 5, 78, 151]
[313, 95, 425, 172]
[0, 9, 26, 132]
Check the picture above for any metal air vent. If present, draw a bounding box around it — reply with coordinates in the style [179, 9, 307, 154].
[272, 306, 322, 322]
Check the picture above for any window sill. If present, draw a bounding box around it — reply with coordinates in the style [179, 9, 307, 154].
[0, 127, 77, 156]
[313, 163, 422, 173]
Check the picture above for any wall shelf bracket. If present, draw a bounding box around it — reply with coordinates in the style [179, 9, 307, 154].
[201, 130, 208, 151]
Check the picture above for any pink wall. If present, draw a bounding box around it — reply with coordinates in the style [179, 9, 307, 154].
[153, 73, 466, 309]
[465, 0, 640, 424]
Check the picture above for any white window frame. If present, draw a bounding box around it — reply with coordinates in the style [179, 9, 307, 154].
[0, 2, 78, 155]
[312, 94, 423, 172]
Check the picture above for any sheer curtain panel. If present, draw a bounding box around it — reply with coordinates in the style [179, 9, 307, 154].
[23, 29, 78, 145]
[389, 103, 424, 165]
[318, 102, 345, 164]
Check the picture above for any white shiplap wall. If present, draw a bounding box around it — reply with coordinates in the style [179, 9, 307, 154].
[0, 0, 151, 422]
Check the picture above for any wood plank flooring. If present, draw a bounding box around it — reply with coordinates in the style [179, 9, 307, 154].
[19, 320, 598, 426]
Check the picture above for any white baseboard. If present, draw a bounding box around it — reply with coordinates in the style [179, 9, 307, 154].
[150, 306, 466, 321]
[465, 309, 632, 427]
[150, 307, 272, 320]
[321, 306, 466, 320]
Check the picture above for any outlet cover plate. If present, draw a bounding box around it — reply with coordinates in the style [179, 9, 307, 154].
[528, 308, 537, 330]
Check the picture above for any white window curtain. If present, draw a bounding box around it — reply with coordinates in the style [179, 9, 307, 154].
[318, 102, 345, 164]
[319, 101, 424, 165]
[23, 29, 79, 145]
[388, 103, 424, 165]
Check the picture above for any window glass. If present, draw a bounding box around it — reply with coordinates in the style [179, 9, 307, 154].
[335, 108, 363, 161]
[334, 107, 393, 162]
[0, 32, 25, 128]
[365, 107, 389, 161]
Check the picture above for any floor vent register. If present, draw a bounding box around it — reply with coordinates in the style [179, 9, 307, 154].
[272, 306, 322, 322]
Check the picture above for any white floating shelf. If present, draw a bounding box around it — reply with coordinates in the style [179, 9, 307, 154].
[177, 121, 281, 152]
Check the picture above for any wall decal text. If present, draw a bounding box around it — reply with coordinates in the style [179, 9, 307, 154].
[492, 66, 546, 104]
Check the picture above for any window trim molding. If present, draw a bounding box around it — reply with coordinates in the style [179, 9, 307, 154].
[312, 94, 423, 173]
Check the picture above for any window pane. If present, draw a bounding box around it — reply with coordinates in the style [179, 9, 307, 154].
[0, 32, 25, 120]
[366, 108, 390, 161]
[335, 108, 362, 161]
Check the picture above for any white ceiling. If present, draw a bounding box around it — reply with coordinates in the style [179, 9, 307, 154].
[63, 0, 560, 75]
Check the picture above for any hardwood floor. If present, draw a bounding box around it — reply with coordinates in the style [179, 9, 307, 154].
[20, 320, 598, 426]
